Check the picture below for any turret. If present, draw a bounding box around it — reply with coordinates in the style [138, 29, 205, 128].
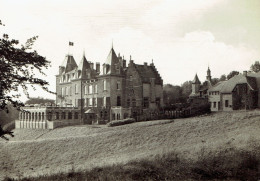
[206, 66, 212, 82]
[192, 74, 201, 94]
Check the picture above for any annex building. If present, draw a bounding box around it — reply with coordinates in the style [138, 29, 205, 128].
[189, 67, 260, 112]
[16, 46, 163, 129]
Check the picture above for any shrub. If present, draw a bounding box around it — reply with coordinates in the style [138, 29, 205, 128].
[107, 118, 135, 127]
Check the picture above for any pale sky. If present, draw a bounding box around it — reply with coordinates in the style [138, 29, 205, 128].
[0, 0, 259, 101]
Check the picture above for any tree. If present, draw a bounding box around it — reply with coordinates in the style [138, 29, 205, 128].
[219, 74, 226, 81]
[227, 71, 239, 80]
[0, 20, 53, 110]
[250, 61, 260, 73]
[25, 97, 55, 105]
[163, 84, 182, 106]
[180, 81, 192, 101]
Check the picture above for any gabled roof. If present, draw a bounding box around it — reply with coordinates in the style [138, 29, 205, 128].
[208, 81, 227, 92]
[218, 74, 257, 93]
[134, 64, 163, 85]
[61, 55, 78, 73]
[192, 74, 201, 84]
[105, 47, 119, 65]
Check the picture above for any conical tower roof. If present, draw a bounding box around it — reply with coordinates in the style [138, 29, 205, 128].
[78, 52, 90, 71]
[61, 55, 77, 73]
[105, 47, 119, 65]
[192, 74, 201, 84]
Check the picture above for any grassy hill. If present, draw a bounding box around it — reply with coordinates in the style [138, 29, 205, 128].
[1, 110, 260, 180]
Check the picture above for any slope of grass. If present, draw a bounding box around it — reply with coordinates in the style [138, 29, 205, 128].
[10, 146, 260, 181]
[0, 110, 260, 180]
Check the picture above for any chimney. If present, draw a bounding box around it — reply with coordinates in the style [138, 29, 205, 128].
[144, 62, 148, 67]
[123, 59, 126, 68]
[96, 62, 100, 73]
[90, 63, 94, 69]
[243, 71, 247, 76]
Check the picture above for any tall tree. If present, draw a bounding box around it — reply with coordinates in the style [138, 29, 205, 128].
[227, 71, 239, 80]
[219, 74, 226, 81]
[250, 61, 260, 73]
[0, 20, 52, 110]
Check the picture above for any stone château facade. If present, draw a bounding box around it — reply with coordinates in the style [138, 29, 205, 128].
[16, 46, 163, 129]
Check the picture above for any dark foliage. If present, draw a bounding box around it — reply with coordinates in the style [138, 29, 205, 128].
[107, 118, 136, 127]
[227, 71, 239, 80]
[0, 20, 53, 110]
[250, 61, 260, 73]
[25, 97, 55, 105]
[0, 103, 19, 127]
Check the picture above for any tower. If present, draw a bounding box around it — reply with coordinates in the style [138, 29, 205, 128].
[192, 74, 201, 95]
[206, 66, 212, 82]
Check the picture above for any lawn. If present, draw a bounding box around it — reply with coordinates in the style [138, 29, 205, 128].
[0, 110, 260, 180]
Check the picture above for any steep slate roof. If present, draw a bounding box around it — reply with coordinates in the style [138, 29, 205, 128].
[219, 74, 257, 93]
[208, 81, 227, 92]
[134, 64, 163, 85]
[78, 54, 90, 71]
[192, 74, 201, 84]
[105, 47, 119, 65]
[61, 55, 78, 73]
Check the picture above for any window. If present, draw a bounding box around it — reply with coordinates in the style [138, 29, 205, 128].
[103, 80, 107, 90]
[156, 97, 160, 107]
[103, 97, 106, 107]
[129, 75, 133, 81]
[89, 98, 93, 106]
[95, 84, 98, 93]
[89, 85, 93, 94]
[214, 102, 216, 108]
[132, 98, 136, 107]
[143, 97, 149, 108]
[74, 112, 78, 119]
[127, 99, 130, 107]
[85, 86, 88, 95]
[68, 112, 72, 119]
[75, 84, 78, 94]
[75, 99, 78, 107]
[85, 99, 88, 107]
[94, 98, 97, 107]
[225, 100, 229, 107]
[117, 96, 121, 106]
[62, 112, 65, 119]
[55, 112, 59, 120]
[117, 81, 120, 90]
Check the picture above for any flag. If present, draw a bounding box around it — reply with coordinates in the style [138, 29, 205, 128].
[69, 42, 74, 46]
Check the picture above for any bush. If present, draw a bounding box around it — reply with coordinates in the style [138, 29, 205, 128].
[3, 120, 15, 131]
[107, 118, 135, 127]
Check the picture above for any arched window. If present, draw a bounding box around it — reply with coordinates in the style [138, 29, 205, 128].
[62, 112, 66, 119]
[32, 112, 34, 120]
[117, 96, 121, 106]
[132, 98, 136, 107]
[68, 112, 72, 119]
[48, 112, 52, 120]
[104, 111, 108, 119]
[74, 112, 78, 119]
[39, 112, 41, 120]
[56, 112, 59, 120]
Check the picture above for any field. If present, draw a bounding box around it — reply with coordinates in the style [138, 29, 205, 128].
[0, 110, 260, 180]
